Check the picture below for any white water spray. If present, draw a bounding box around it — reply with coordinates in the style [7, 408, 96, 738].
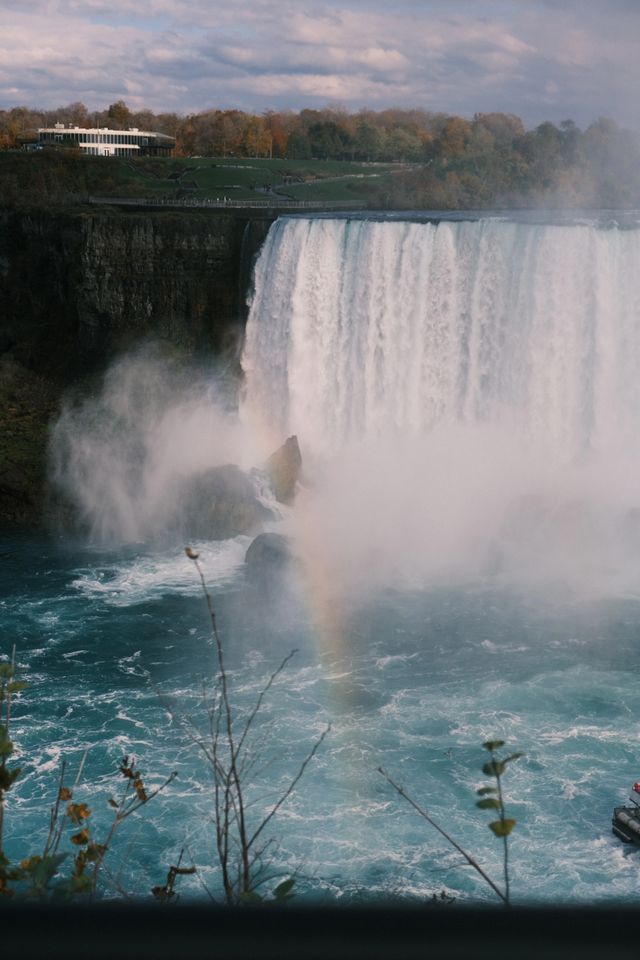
[242, 217, 640, 595]
[50, 346, 262, 544]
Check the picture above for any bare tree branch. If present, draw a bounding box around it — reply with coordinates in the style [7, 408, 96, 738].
[183, 547, 329, 903]
[378, 766, 507, 905]
[248, 725, 330, 851]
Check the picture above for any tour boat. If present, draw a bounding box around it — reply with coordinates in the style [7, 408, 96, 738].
[612, 783, 640, 845]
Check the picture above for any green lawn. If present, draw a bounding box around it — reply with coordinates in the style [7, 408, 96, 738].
[0, 150, 407, 206]
[154, 156, 399, 202]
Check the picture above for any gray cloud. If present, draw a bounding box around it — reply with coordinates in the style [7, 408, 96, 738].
[1, 0, 638, 129]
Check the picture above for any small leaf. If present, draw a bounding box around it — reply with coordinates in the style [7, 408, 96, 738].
[503, 752, 524, 765]
[483, 740, 505, 751]
[70, 829, 90, 846]
[0, 765, 20, 789]
[6, 681, 27, 694]
[482, 760, 505, 777]
[70, 874, 93, 894]
[273, 877, 295, 900]
[58, 787, 73, 802]
[489, 818, 516, 837]
[120, 759, 136, 780]
[31, 853, 67, 887]
[240, 890, 263, 904]
[185, 547, 200, 560]
[85, 843, 107, 863]
[476, 786, 497, 796]
[108, 798, 119, 809]
[476, 798, 500, 810]
[66, 802, 91, 824]
[134, 778, 148, 802]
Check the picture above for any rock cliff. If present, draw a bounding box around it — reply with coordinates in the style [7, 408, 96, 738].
[0, 204, 274, 525]
[0, 206, 273, 377]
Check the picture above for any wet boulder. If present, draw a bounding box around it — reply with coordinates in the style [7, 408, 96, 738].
[180, 464, 275, 540]
[265, 435, 302, 504]
[244, 532, 293, 590]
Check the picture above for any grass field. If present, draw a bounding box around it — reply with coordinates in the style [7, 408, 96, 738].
[0, 150, 407, 205]
[129, 155, 402, 202]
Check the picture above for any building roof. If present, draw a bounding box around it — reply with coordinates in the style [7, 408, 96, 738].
[38, 124, 174, 142]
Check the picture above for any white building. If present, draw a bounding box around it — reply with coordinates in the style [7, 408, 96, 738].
[36, 124, 175, 157]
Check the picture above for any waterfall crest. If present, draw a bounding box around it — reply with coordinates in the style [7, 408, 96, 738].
[242, 217, 640, 463]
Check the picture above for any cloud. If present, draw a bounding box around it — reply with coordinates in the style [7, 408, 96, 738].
[0, 0, 638, 130]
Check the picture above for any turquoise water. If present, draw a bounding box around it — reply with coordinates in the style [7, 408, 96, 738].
[8, 214, 640, 904]
[3, 528, 640, 904]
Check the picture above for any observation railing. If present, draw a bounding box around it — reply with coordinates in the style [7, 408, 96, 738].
[84, 195, 359, 210]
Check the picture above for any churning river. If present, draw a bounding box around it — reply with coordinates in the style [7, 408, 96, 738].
[4, 212, 640, 904]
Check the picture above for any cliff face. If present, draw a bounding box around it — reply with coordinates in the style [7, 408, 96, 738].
[0, 205, 274, 525]
[0, 206, 273, 377]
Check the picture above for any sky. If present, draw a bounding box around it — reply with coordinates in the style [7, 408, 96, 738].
[1, 0, 639, 130]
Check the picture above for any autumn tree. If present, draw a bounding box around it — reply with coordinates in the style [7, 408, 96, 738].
[106, 100, 133, 130]
[431, 116, 473, 161]
[473, 113, 524, 147]
[286, 128, 312, 160]
[353, 121, 384, 161]
[264, 111, 289, 158]
[242, 116, 272, 158]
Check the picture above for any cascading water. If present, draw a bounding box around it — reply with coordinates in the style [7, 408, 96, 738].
[242, 216, 640, 460]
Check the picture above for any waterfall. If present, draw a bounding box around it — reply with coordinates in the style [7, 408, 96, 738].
[241, 217, 640, 463]
[241, 216, 640, 594]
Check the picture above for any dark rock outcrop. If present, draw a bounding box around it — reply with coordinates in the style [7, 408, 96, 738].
[244, 532, 293, 590]
[0, 204, 275, 525]
[265, 435, 302, 504]
[178, 435, 304, 542]
[0, 356, 59, 526]
[180, 464, 275, 540]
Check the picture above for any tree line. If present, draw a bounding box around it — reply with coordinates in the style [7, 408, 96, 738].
[0, 99, 476, 161]
[1, 99, 639, 208]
